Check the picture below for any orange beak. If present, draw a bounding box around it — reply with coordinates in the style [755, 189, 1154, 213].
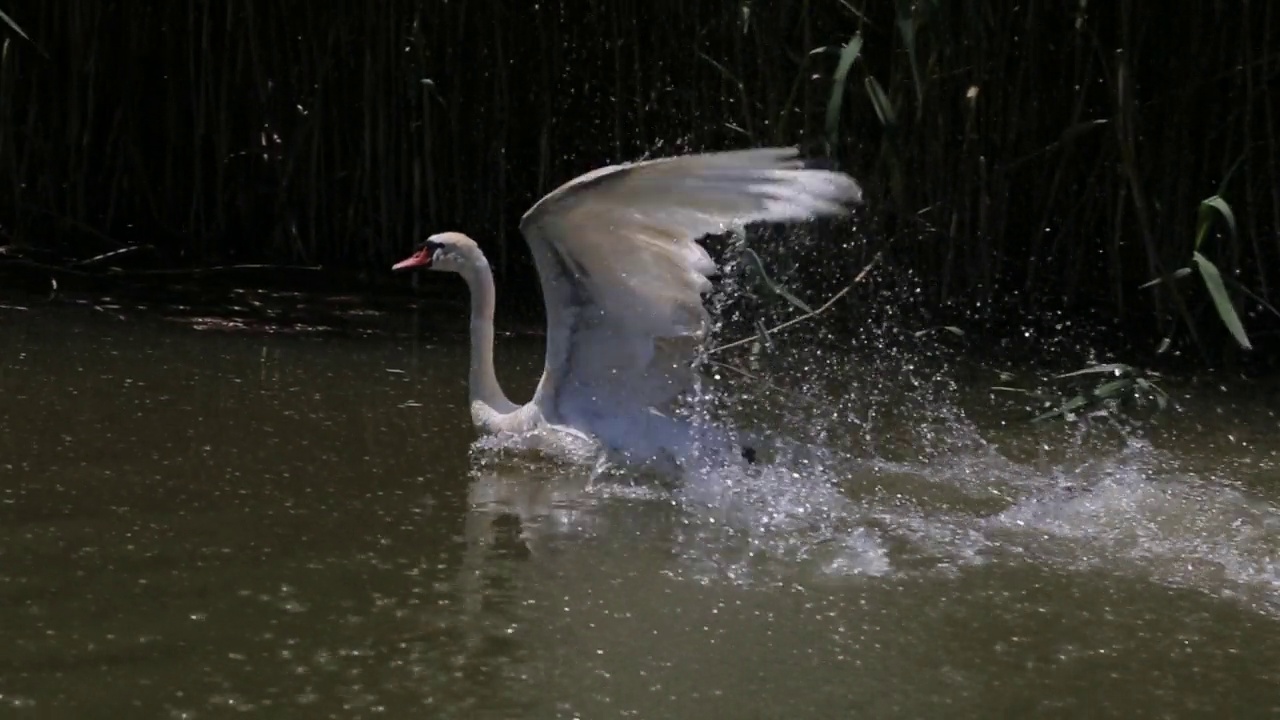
[392, 248, 432, 271]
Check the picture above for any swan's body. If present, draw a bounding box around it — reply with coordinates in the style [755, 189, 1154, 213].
[393, 147, 861, 469]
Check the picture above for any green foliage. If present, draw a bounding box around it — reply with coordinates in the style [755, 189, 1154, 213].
[993, 363, 1171, 423]
[0, 8, 31, 43]
[863, 76, 896, 129]
[740, 247, 813, 315]
[823, 34, 863, 150]
[913, 326, 964, 340]
[1195, 196, 1238, 252]
[1192, 251, 1251, 351]
[0, 0, 1275, 368]
[1140, 193, 1271, 354]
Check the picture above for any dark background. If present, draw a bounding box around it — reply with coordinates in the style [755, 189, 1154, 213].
[1, 0, 1276, 366]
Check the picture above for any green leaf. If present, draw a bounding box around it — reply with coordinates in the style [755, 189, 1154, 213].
[1059, 119, 1108, 144]
[1224, 275, 1280, 321]
[1053, 363, 1132, 380]
[1134, 377, 1170, 410]
[1215, 155, 1247, 196]
[1192, 251, 1252, 350]
[991, 386, 1056, 402]
[741, 248, 813, 313]
[1139, 267, 1192, 289]
[1091, 378, 1134, 399]
[894, 0, 924, 114]
[913, 325, 965, 339]
[0, 9, 33, 43]
[1194, 195, 1238, 251]
[864, 76, 896, 128]
[823, 34, 863, 148]
[836, 0, 869, 20]
[1033, 394, 1089, 422]
[1203, 196, 1238, 239]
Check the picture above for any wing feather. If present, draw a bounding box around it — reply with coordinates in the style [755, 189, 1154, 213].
[519, 147, 862, 424]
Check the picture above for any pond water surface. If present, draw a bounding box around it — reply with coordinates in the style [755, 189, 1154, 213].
[2, 301, 1279, 719]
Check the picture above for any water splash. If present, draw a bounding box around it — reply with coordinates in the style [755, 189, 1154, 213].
[465, 230, 1280, 617]
[987, 438, 1280, 613]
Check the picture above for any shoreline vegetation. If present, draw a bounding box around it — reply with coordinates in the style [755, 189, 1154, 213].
[1, 1, 1277, 372]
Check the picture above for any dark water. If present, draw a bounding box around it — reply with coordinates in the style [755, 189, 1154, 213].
[2, 303, 1280, 719]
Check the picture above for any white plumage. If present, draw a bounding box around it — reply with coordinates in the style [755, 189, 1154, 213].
[393, 147, 862, 469]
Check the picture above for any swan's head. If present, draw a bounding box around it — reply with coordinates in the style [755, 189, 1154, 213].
[392, 232, 482, 275]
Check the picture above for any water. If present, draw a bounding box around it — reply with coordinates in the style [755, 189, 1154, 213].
[3, 300, 1280, 718]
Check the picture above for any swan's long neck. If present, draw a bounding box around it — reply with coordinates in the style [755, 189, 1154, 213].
[462, 256, 518, 424]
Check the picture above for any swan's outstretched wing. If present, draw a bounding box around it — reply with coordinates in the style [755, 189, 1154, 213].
[520, 146, 862, 426]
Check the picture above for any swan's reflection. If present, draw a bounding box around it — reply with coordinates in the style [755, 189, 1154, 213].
[381, 461, 606, 714]
[462, 460, 597, 560]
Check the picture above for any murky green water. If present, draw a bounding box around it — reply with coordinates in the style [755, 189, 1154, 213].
[3, 302, 1280, 718]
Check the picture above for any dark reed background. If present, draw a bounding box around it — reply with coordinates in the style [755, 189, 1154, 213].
[0, 0, 1277, 364]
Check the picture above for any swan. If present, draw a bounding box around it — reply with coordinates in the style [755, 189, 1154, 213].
[392, 147, 862, 470]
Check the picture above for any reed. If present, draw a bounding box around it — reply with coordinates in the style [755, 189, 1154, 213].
[0, 0, 1275, 365]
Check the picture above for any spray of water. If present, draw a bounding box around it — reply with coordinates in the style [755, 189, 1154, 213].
[468, 224, 1280, 615]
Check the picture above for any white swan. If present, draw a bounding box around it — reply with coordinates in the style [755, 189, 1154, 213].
[393, 147, 862, 469]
